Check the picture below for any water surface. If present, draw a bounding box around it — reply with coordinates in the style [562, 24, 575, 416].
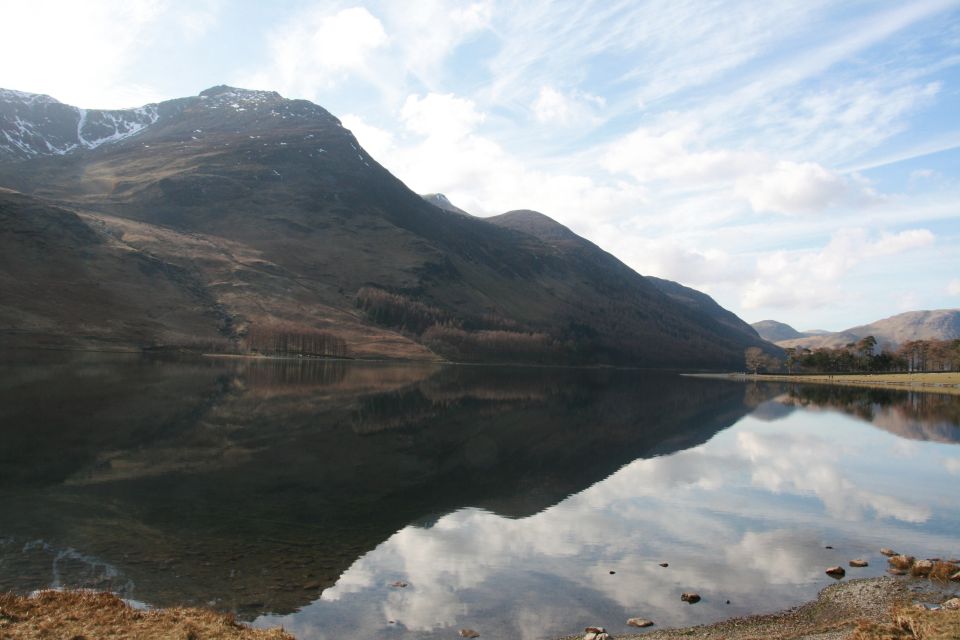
[1, 353, 958, 638]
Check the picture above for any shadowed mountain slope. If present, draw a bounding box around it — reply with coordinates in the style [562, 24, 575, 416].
[0, 86, 774, 368]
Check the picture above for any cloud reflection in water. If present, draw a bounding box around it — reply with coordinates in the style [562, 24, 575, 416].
[259, 404, 960, 639]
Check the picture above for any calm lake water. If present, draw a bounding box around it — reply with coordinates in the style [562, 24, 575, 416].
[1, 352, 959, 639]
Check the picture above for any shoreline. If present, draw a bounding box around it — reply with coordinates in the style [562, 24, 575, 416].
[3, 576, 958, 640]
[557, 576, 960, 640]
[685, 371, 960, 396]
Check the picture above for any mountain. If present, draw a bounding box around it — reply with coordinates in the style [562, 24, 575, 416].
[0, 85, 775, 368]
[422, 192, 471, 216]
[0, 88, 158, 161]
[771, 309, 960, 350]
[752, 319, 807, 342]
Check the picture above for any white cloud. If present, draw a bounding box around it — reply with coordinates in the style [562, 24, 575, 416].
[242, 6, 387, 99]
[0, 0, 166, 108]
[340, 114, 396, 161]
[400, 93, 485, 139]
[736, 161, 853, 215]
[377, 0, 492, 83]
[603, 125, 763, 185]
[603, 126, 874, 215]
[741, 228, 936, 310]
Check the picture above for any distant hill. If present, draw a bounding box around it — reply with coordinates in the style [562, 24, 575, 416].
[0, 85, 775, 368]
[752, 320, 805, 342]
[771, 309, 960, 350]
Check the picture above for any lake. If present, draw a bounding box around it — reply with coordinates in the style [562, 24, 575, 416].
[1, 352, 958, 639]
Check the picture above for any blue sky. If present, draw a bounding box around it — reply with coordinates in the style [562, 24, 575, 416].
[2, 0, 959, 331]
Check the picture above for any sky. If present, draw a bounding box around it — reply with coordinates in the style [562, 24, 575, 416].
[1, 0, 959, 331]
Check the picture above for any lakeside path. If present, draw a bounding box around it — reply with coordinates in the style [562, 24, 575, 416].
[557, 577, 960, 640]
[684, 372, 960, 396]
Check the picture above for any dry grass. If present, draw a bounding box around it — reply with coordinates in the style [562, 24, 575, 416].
[0, 590, 295, 639]
[928, 561, 959, 582]
[889, 556, 916, 571]
[703, 372, 960, 396]
[852, 605, 960, 640]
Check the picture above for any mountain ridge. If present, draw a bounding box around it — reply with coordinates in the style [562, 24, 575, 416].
[0, 85, 777, 368]
[756, 309, 960, 350]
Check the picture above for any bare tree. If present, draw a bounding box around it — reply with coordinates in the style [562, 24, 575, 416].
[745, 347, 765, 375]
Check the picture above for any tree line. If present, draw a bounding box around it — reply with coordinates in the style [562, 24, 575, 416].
[244, 320, 348, 358]
[746, 337, 960, 374]
[356, 286, 561, 362]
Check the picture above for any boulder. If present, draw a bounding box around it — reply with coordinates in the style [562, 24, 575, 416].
[942, 598, 960, 610]
[951, 571, 960, 582]
[880, 548, 897, 557]
[825, 566, 846, 578]
[459, 629, 480, 638]
[681, 592, 701, 604]
[390, 580, 409, 588]
[627, 618, 654, 628]
[659, 562, 669, 567]
[849, 559, 869, 568]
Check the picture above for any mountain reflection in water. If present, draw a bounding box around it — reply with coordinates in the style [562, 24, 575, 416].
[1, 355, 958, 639]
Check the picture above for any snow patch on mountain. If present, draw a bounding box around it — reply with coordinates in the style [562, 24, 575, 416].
[0, 89, 160, 161]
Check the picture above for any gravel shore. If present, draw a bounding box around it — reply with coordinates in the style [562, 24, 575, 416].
[557, 577, 960, 640]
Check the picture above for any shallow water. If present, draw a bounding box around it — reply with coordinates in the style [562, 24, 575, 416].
[1, 353, 958, 638]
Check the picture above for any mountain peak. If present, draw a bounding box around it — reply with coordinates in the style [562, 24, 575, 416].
[198, 85, 283, 102]
[421, 193, 471, 216]
[487, 209, 580, 244]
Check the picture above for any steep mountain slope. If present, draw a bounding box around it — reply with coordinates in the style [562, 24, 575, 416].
[0, 86, 774, 368]
[487, 210, 771, 358]
[774, 309, 960, 349]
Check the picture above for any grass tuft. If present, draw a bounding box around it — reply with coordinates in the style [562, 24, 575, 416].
[852, 605, 960, 640]
[929, 561, 959, 582]
[889, 555, 915, 571]
[0, 590, 295, 639]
